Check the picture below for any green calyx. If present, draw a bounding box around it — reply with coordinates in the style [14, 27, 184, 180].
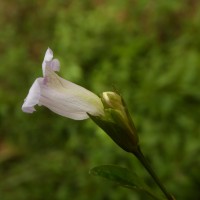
[89, 92, 139, 153]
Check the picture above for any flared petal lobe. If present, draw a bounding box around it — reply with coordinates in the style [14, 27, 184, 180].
[22, 78, 42, 113]
[42, 48, 60, 76]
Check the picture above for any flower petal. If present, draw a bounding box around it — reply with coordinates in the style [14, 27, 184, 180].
[22, 78, 43, 113]
[42, 48, 53, 75]
[42, 48, 60, 76]
[39, 68, 104, 120]
[48, 58, 60, 72]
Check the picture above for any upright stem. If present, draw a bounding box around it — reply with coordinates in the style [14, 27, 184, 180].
[133, 147, 174, 200]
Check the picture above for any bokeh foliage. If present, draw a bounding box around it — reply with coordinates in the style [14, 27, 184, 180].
[0, 0, 200, 199]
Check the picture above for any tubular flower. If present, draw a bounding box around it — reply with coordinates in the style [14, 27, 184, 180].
[22, 48, 139, 153]
[22, 48, 104, 120]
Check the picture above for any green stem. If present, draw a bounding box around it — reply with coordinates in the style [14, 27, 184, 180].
[133, 147, 174, 200]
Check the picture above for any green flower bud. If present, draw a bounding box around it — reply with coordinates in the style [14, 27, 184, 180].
[89, 91, 139, 153]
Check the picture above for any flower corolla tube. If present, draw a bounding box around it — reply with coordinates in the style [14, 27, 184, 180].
[22, 48, 104, 120]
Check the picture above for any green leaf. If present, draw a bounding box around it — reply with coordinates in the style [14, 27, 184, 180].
[89, 165, 165, 200]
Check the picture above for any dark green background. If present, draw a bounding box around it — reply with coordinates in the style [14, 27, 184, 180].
[0, 0, 200, 199]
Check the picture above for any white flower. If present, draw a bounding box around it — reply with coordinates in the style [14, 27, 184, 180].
[22, 48, 104, 120]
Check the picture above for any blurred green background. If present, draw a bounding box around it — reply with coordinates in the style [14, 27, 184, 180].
[0, 0, 200, 199]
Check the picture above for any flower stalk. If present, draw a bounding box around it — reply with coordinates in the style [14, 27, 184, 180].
[133, 147, 175, 200]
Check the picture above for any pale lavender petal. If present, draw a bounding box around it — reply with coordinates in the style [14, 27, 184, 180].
[44, 48, 53, 62]
[38, 85, 89, 120]
[42, 48, 60, 76]
[46, 59, 60, 72]
[22, 78, 43, 113]
[38, 69, 104, 120]
[42, 48, 53, 76]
